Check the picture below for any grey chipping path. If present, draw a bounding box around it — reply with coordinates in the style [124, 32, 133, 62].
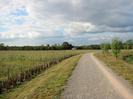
[61, 53, 133, 99]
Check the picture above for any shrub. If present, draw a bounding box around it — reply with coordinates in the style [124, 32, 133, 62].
[111, 38, 122, 59]
[100, 43, 110, 54]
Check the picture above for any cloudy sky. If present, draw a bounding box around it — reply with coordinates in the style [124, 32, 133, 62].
[0, 0, 133, 45]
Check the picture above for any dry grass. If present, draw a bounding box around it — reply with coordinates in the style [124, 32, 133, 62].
[0, 55, 81, 99]
[0, 50, 86, 81]
[95, 50, 133, 85]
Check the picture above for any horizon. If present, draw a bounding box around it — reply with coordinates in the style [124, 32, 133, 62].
[0, 0, 133, 45]
[1, 37, 133, 47]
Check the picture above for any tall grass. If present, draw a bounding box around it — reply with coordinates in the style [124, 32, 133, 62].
[95, 50, 133, 85]
[0, 50, 87, 93]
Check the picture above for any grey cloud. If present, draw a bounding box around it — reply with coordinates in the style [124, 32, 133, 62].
[27, 0, 133, 32]
[1, 0, 133, 45]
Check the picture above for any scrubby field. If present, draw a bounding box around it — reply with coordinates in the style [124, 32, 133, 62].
[0, 50, 87, 93]
[122, 51, 133, 64]
[95, 50, 133, 85]
[0, 55, 81, 99]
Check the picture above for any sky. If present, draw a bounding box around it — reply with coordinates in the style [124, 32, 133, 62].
[0, 0, 133, 46]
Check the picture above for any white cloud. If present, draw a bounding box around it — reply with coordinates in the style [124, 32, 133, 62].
[63, 22, 96, 36]
[0, 24, 41, 39]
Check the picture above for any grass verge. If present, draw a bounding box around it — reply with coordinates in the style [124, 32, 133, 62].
[0, 55, 81, 99]
[95, 51, 133, 86]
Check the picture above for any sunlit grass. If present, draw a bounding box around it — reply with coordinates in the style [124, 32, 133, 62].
[0, 55, 81, 99]
[95, 50, 133, 85]
[0, 50, 87, 81]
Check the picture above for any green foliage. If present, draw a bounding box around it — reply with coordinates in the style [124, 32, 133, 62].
[123, 55, 133, 64]
[61, 42, 73, 49]
[111, 38, 122, 59]
[0, 55, 81, 99]
[124, 39, 133, 49]
[0, 50, 87, 93]
[0, 43, 5, 50]
[0, 51, 85, 81]
[95, 50, 133, 86]
[77, 45, 100, 50]
[100, 43, 110, 53]
[0, 42, 73, 50]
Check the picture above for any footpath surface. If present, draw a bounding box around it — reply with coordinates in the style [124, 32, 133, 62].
[61, 53, 133, 99]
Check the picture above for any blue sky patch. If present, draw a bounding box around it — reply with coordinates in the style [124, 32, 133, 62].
[14, 18, 25, 25]
[11, 7, 28, 16]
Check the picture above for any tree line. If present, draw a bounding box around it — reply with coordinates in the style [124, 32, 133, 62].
[101, 38, 133, 59]
[0, 42, 101, 50]
[0, 42, 73, 50]
[0, 39, 133, 50]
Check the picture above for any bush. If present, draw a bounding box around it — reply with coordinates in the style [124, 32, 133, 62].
[111, 38, 122, 59]
[100, 43, 110, 54]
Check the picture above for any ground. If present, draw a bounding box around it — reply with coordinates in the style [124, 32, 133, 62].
[61, 53, 133, 99]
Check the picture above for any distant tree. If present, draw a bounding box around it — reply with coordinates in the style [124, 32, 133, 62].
[0, 43, 4, 46]
[46, 44, 50, 50]
[100, 43, 110, 54]
[61, 42, 73, 50]
[111, 38, 122, 59]
[0, 43, 5, 50]
[76, 45, 100, 50]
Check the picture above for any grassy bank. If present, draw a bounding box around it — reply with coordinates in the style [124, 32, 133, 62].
[0, 50, 88, 93]
[0, 50, 85, 81]
[0, 55, 81, 99]
[95, 50, 133, 85]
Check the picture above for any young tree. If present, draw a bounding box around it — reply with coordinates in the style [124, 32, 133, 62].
[100, 43, 110, 54]
[111, 38, 122, 59]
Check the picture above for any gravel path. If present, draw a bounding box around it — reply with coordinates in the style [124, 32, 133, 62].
[61, 53, 133, 99]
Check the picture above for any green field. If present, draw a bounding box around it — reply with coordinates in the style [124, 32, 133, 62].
[0, 50, 87, 81]
[95, 50, 133, 85]
[0, 50, 89, 93]
[0, 55, 81, 99]
[1, 49, 132, 99]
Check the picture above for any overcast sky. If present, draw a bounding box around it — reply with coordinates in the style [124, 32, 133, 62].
[0, 0, 133, 45]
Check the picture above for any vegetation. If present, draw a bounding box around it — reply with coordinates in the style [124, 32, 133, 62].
[122, 51, 133, 64]
[76, 45, 101, 50]
[0, 39, 133, 51]
[111, 38, 122, 59]
[100, 43, 110, 54]
[95, 50, 133, 85]
[0, 42, 73, 50]
[61, 42, 73, 49]
[98, 38, 133, 85]
[100, 38, 133, 59]
[0, 42, 101, 50]
[0, 55, 81, 99]
[123, 39, 133, 49]
[123, 55, 133, 64]
[0, 50, 86, 93]
[0, 37, 132, 97]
